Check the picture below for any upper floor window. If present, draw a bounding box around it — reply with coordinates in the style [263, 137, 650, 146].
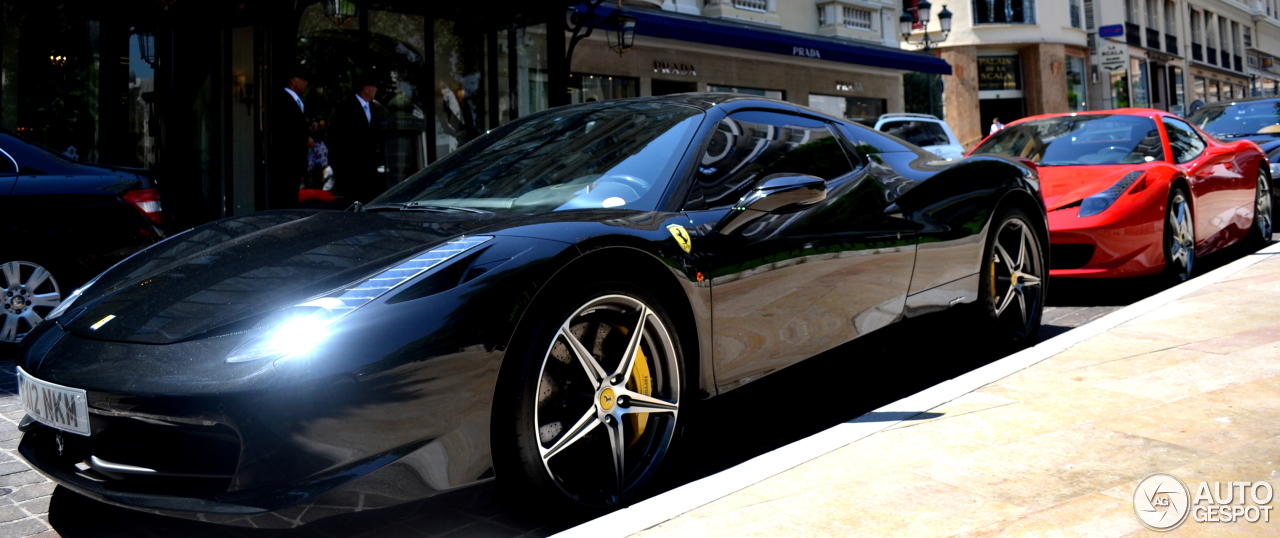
[1070, 0, 1082, 29]
[1245, 27, 1252, 48]
[1164, 1, 1176, 36]
[974, 0, 1036, 24]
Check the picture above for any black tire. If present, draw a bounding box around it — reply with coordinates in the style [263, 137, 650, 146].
[1250, 168, 1273, 247]
[975, 206, 1047, 345]
[0, 259, 65, 344]
[1163, 187, 1195, 282]
[495, 280, 684, 511]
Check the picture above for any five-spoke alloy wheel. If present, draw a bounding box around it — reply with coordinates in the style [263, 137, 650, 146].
[506, 290, 683, 509]
[979, 208, 1046, 343]
[1164, 188, 1196, 282]
[0, 261, 62, 343]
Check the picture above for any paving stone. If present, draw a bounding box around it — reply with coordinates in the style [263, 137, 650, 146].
[6, 484, 54, 504]
[0, 517, 48, 538]
[0, 464, 30, 478]
[0, 475, 39, 489]
[0, 505, 23, 525]
[16, 497, 48, 517]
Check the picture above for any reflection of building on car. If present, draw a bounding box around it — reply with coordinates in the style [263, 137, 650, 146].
[873, 113, 966, 160]
[16, 95, 1046, 528]
[971, 109, 1271, 281]
[0, 130, 167, 344]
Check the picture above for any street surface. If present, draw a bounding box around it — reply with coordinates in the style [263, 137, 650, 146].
[0, 239, 1262, 537]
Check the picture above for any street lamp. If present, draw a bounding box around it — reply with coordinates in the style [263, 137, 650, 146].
[604, 9, 637, 55]
[901, 2, 953, 117]
[322, 0, 357, 27]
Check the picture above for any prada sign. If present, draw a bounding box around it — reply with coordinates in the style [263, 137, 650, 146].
[653, 61, 697, 76]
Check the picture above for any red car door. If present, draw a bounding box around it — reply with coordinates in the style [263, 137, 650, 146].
[1164, 117, 1237, 248]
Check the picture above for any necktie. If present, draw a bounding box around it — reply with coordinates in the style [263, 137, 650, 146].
[362, 102, 370, 124]
[295, 96, 304, 114]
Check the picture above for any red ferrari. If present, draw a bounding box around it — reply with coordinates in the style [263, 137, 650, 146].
[971, 109, 1271, 280]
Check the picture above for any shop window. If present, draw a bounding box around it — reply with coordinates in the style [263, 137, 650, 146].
[973, 0, 1035, 24]
[708, 84, 785, 100]
[1193, 76, 1205, 103]
[570, 74, 639, 104]
[1111, 70, 1131, 109]
[1170, 67, 1184, 108]
[688, 111, 853, 210]
[1131, 58, 1150, 108]
[1066, 56, 1087, 112]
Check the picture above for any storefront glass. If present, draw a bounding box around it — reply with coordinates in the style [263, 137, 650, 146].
[708, 84, 784, 100]
[570, 74, 639, 103]
[1131, 58, 1150, 108]
[1194, 76, 1206, 103]
[1266, 78, 1279, 97]
[1066, 56, 1087, 112]
[1111, 71, 1130, 109]
[1170, 67, 1183, 111]
[807, 94, 885, 124]
[1208, 80, 1220, 102]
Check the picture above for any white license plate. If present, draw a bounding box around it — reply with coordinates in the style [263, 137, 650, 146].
[17, 367, 90, 437]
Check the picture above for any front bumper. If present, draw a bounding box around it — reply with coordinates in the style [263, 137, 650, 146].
[1047, 199, 1167, 278]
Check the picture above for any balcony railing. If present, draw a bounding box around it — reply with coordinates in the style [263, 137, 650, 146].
[1235, 55, 1243, 71]
[1146, 28, 1160, 49]
[1207, 46, 1217, 64]
[843, 6, 873, 30]
[1192, 43, 1203, 61]
[731, 0, 767, 12]
[1126, 23, 1141, 45]
[1166, 34, 1178, 55]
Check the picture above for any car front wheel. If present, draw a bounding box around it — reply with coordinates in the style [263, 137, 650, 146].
[976, 207, 1047, 345]
[501, 287, 683, 509]
[1164, 187, 1196, 282]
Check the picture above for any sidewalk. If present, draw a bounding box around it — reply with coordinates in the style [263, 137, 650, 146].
[612, 250, 1280, 537]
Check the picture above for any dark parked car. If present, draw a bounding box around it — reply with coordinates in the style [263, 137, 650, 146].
[15, 95, 1046, 527]
[0, 131, 166, 344]
[1187, 97, 1280, 186]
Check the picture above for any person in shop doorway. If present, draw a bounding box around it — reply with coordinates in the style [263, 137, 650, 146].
[329, 78, 384, 204]
[989, 117, 1005, 136]
[269, 69, 313, 209]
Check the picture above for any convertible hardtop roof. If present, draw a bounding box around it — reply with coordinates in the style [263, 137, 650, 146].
[569, 93, 845, 123]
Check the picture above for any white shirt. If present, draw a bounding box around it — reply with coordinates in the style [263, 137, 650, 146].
[356, 95, 371, 125]
[989, 122, 1004, 135]
[284, 88, 304, 113]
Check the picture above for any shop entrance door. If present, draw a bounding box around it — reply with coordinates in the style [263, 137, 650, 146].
[979, 98, 1024, 137]
[652, 79, 698, 96]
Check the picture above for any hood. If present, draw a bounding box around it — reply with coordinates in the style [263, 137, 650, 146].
[59, 210, 500, 344]
[1037, 165, 1150, 212]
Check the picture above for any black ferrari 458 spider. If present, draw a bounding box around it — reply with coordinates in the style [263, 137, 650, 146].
[14, 95, 1047, 527]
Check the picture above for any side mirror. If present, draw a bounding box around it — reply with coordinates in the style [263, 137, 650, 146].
[715, 174, 826, 235]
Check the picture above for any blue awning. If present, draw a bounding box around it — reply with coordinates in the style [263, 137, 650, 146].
[585, 5, 951, 76]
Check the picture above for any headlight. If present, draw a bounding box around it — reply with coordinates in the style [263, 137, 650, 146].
[225, 235, 492, 363]
[1078, 171, 1146, 218]
[45, 273, 103, 321]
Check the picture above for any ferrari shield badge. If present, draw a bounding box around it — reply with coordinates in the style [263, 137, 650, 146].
[667, 224, 692, 253]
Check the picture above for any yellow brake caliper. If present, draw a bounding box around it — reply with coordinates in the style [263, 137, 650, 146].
[615, 326, 654, 447]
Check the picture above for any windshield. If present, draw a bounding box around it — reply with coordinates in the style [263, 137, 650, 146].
[972, 114, 1165, 166]
[1186, 101, 1280, 137]
[371, 101, 704, 213]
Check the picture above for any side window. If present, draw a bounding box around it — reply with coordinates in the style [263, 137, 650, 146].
[1163, 117, 1207, 164]
[687, 111, 855, 210]
[0, 148, 15, 175]
[879, 120, 950, 147]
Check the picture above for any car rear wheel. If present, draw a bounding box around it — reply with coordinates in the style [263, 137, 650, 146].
[1250, 169, 1273, 246]
[0, 260, 62, 343]
[976, 207, 1046, 345]
[501, 287, 683, 510]
[1163, 188, 1195, 282]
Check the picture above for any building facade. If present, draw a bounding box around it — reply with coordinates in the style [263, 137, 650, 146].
[904, 0, 1092, 146]
[572, 0, 946, 123]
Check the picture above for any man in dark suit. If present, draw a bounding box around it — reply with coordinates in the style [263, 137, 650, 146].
[269, 70, 312, 209]
[328, 79, 383, 204]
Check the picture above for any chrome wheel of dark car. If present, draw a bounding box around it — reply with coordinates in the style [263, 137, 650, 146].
[1252, 170, 1273, 244]
[1164, 188, 1195, 281]
[0, 261, 61, 343]
[979, 208, 1045, 342]
[530, 293, 681, 507]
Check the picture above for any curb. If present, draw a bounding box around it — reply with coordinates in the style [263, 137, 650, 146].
[553, 240, 1280, 538]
